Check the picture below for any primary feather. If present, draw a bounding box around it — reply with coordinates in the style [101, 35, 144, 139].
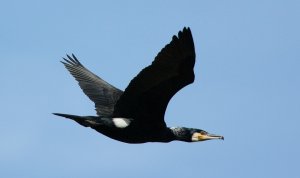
[61, 54, 123, 117]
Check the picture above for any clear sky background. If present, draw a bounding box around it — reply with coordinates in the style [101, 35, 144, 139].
[0, 0, 299, 178]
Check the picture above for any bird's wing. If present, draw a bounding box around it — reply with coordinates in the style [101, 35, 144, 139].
[62, 54, 123, 117]
[113, 27, 195, 128]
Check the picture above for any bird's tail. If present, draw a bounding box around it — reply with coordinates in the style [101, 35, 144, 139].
[53, 113, 98, 127]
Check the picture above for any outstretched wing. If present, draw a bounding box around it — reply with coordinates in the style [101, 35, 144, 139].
[61, 54, 123, 117]
[113, 27, 195, 128]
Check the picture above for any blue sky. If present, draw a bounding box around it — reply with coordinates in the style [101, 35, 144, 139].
[1, 0, 299, 177]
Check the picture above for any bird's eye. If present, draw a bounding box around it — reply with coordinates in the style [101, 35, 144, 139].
[200, 131, 207, 135]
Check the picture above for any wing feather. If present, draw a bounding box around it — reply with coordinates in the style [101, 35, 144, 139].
[113, 27, 195, 128]
[62, 54, 123, 117]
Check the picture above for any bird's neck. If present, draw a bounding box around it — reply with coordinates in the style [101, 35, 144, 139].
[167, 127, 192, 142]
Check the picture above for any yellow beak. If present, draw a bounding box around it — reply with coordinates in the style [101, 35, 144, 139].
[192, 132, 224, 141]
[199, 133, 224, 141]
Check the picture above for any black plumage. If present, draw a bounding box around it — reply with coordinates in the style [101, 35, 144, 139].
[54, 27, 223, 143]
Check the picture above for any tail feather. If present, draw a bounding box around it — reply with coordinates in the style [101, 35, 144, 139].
[53, 113, 94, 127]
[53, 113, 82, 120]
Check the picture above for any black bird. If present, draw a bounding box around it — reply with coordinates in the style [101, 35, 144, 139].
[54, 27, 224, 143]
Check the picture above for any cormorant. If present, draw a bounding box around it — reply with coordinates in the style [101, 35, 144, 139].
[54, 27, 224, 143]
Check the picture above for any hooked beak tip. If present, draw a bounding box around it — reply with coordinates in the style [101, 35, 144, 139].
[207, 134, 224, 140]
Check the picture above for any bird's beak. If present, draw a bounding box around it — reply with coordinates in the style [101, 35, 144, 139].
[202, 133, 224, 140]
[193, 132, 224, 141]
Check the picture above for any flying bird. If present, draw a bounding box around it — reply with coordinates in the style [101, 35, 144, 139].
[54, 27, 224, 143]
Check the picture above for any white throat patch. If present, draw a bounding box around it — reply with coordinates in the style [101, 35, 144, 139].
[191, 132, 201, 142]
[112, 118, 131, 128]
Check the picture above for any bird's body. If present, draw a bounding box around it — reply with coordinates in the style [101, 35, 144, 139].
[53, 114, 181, 143]
[94, 118, 174, 143]
[54, 27, 224, 143]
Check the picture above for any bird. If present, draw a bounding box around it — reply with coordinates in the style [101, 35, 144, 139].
[53, 27, 224, 143]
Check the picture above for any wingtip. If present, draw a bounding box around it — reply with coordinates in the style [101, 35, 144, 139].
[72, 53, 77, 60]
[178, 27, 192, 38]
[60, 53, 82, 66]
[61, 57, 71, 65]
[60, 60, 67, 65]
[71, 53, 81, 64]
[66, 54, 73, 60]
[182, 26, 191, 33]
[182, 26, 190, 31]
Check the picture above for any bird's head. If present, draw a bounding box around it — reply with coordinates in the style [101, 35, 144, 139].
[191, 129, 224, 142]
[170, 127, 224, 142]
